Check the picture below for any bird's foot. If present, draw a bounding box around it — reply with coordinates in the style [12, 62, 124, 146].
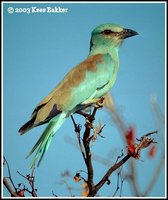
[94, 97, 104, 109]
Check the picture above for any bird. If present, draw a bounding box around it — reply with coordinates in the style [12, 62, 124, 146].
[19, 23, 138, 168]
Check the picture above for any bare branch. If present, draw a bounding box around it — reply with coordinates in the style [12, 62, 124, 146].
[3, 156, 17, 192]
[71, 115, 86, 162]
[93, 154, 131, 196]
[17, 169, 37, 197]
[119, 171, 125, 197]
[112, 171, 120, 197]
[3, 178, 20, 197]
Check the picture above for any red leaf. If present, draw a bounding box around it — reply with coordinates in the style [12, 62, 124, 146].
[125, 126, 136, 146]
[148, 145, 157, 158]
[125, 126, 140, 159]
[127, 144, 139, 159]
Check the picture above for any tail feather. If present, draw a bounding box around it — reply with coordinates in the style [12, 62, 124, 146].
[27, 112, 66, 168]
[19, 116, 36, 135]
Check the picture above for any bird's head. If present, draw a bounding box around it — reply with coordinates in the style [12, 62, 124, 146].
[90, 23, 138, 53]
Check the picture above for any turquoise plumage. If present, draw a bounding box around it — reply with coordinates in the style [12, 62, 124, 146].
[19, 23, 138, 168]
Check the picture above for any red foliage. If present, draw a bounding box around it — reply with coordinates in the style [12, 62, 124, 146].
[125, 126, 139, 159]
[148, 145, 157, 158]
[125, 126, 136, 146]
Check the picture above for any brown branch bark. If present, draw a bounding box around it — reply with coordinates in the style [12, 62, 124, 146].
[82, 101, 102, 193]
[89, 154, 131, 197]
[3, 178, 20, 197]
[83, 124, 95, 192]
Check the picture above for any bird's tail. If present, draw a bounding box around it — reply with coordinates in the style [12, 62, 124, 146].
[27, 112, 66, 168]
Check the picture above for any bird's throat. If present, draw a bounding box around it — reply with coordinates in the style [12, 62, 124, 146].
[89, 45, 119, 64]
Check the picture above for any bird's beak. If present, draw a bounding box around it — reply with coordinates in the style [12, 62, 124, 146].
[120, 28, 138, 39]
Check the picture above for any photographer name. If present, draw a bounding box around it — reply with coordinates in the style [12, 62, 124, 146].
[32, 6, 68, 13]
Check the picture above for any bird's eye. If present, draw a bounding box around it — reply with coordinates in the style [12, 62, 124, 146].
[101, 29, 114, 35]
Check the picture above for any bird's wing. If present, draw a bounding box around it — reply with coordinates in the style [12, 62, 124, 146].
[65, 53, 114, 111]
[19, 53, 114, 134]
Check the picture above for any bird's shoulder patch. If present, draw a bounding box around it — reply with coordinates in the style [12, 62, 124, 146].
[79, 53, 104, 72]
[69, 54, 104, 87]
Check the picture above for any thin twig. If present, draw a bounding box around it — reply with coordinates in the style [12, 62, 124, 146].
[115, 150, 124, 164]
[3, 156, 17, 192]
[119, 172, 125, 197]
[17, 169, 37, 197]
[71, 115, 86, 162]
[112, 171, 120, 197]
[142, 130, 158, 137]
[92, 155, 131, 196]
[52, 190, 58, 197]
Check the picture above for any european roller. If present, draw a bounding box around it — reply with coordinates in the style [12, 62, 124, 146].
[19, 23, 138, 167]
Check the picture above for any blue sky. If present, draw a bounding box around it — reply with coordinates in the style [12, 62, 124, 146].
[3, 2, 166, 197]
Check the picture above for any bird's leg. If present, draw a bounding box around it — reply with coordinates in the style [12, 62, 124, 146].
[94, 96, 104, 109]
[76, 97, 105, 134]
[76, 97, 104, 119]
[90, 97, 104, 119]
[85, 97, 105, 133]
